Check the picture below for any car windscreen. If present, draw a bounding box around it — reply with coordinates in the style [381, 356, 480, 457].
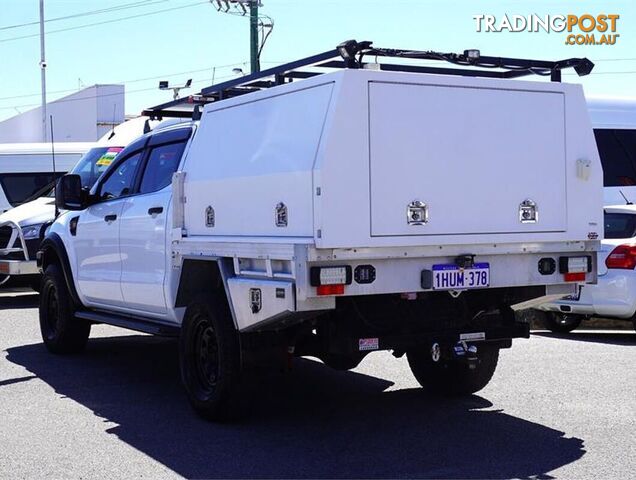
[69, 146, 124, 189]
[604, 212, 636, 239]
[595, 129, 636, 187]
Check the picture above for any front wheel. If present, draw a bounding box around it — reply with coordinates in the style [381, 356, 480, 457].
[545, 312, 583, 333]
[407, 344, 500, 396]
[179, 294, 242, 421]
[39, 264, 90, 354]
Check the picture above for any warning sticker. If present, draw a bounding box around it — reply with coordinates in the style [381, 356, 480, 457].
[359, 338, 379, 351]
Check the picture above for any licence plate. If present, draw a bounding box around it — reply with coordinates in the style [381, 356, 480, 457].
[432, 263, 490, 290]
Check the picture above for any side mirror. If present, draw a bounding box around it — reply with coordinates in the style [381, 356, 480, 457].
[55, 174, 86, 211]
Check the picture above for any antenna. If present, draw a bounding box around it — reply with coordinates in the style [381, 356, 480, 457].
[619, 189, 633, 205]
[50, 115, 59, 217]
[107, 103, 117, 140]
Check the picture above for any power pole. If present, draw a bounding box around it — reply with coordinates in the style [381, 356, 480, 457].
[212, 0, 271, 74]
[39, 0, 47, 141]
[249, 1, 259, 73]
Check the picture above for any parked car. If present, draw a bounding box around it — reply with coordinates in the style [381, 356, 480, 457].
[0, 142, 94, 213]
[38, 42, 602, 421]
[538, 204, 636, 333]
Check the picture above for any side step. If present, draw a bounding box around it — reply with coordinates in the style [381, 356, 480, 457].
[75, 310, 180, 337]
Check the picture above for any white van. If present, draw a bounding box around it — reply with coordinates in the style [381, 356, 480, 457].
[0, 142, 94, 213]
[587, 97, 636, 204]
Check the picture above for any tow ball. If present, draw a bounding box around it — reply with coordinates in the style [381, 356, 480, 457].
[431, 341, 479, 369]
[453, 341, 479, 369]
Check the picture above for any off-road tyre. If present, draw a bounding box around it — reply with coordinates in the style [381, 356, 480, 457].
[39, 264, 90, 353]
[545, 312, 583, 333]
[407, 344, 500, 396]
[179, 293, 242, 421]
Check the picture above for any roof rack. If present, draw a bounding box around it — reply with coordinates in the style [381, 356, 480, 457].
[142, 39, 594, 119]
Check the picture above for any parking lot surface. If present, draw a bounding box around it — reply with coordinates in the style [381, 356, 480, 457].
[0, 291, 634, 479]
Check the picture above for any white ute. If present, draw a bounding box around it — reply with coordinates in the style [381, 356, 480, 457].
[0, 117, 163, 289]
[38, 41, 603, 420]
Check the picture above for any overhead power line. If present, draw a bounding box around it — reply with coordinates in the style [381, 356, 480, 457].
[0, 61, 248, 102]
[0, 1, 207, 43]
[0, 73, 239, 111]
[0, 0, 166, 31]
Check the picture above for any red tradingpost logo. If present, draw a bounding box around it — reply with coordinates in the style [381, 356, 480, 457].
[473, 14, 620, 45]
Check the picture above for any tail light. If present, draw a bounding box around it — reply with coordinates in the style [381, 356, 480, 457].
[605, 244, 636, 270]
[559, 255, 591, 282]
[310, 266, 352, 296]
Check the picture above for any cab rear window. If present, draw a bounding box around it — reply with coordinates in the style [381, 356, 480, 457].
[604, 212, 636, 239]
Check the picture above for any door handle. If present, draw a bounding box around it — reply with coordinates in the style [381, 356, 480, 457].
[104, 214, 117, 222]
[148, 206, 164, 216]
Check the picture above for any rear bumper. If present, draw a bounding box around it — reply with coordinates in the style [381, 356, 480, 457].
[0, 260, 39, 276]
[301, 250, 597, 300]
[537, 269, 636, 319]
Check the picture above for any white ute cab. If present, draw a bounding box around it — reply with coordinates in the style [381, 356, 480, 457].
[38, 41, 603, 421]
[0, 117, 163, 289]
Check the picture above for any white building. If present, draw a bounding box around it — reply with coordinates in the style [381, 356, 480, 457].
[0, 84, 124, 143]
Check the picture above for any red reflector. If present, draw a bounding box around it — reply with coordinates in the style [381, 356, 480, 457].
[564, 272, 586, 282]
[605, 244, 636, 270]
[317, 284, 345, 296]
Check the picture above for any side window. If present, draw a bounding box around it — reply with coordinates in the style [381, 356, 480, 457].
[595, 128, 636, 187]
[98, 152, 143, 201]
[0, 172, 64, 207]
[139, 142, 186, 194]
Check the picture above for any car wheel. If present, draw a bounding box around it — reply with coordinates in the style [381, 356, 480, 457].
[39, 264, 90, 354]
[179, 294, 242, 421]
[545, 312, 583, 333]
[406, 344, 500, 396]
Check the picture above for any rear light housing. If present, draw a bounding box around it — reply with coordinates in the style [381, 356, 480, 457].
[310, 266, 352, 296]
[559, 255, 592, 282]
[605, 244, 636, 270]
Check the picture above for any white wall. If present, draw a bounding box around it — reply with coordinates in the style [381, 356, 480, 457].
[0, 84, 124, 143]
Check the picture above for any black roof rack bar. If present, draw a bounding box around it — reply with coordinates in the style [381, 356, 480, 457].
[142, 48, 339, 118]
[142, 40, 594, 119]
[200, 48, 339, 96]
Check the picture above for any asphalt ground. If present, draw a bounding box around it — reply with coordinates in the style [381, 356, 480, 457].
[0, 290, 634, 479]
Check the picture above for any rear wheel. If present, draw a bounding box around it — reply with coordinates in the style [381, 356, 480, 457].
[39, 264, 90, 353]
[179, 294, 242, 421]
[545, 312, 583, 333]
[407, 344, 500, 396]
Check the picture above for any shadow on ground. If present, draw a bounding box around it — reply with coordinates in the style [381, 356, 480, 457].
[533, 331, 635, 346]
[0, 293, 39, 310]
[6, 335, 584, 479]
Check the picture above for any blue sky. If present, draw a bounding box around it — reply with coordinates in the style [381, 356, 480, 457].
[0, 0, 634, 122]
